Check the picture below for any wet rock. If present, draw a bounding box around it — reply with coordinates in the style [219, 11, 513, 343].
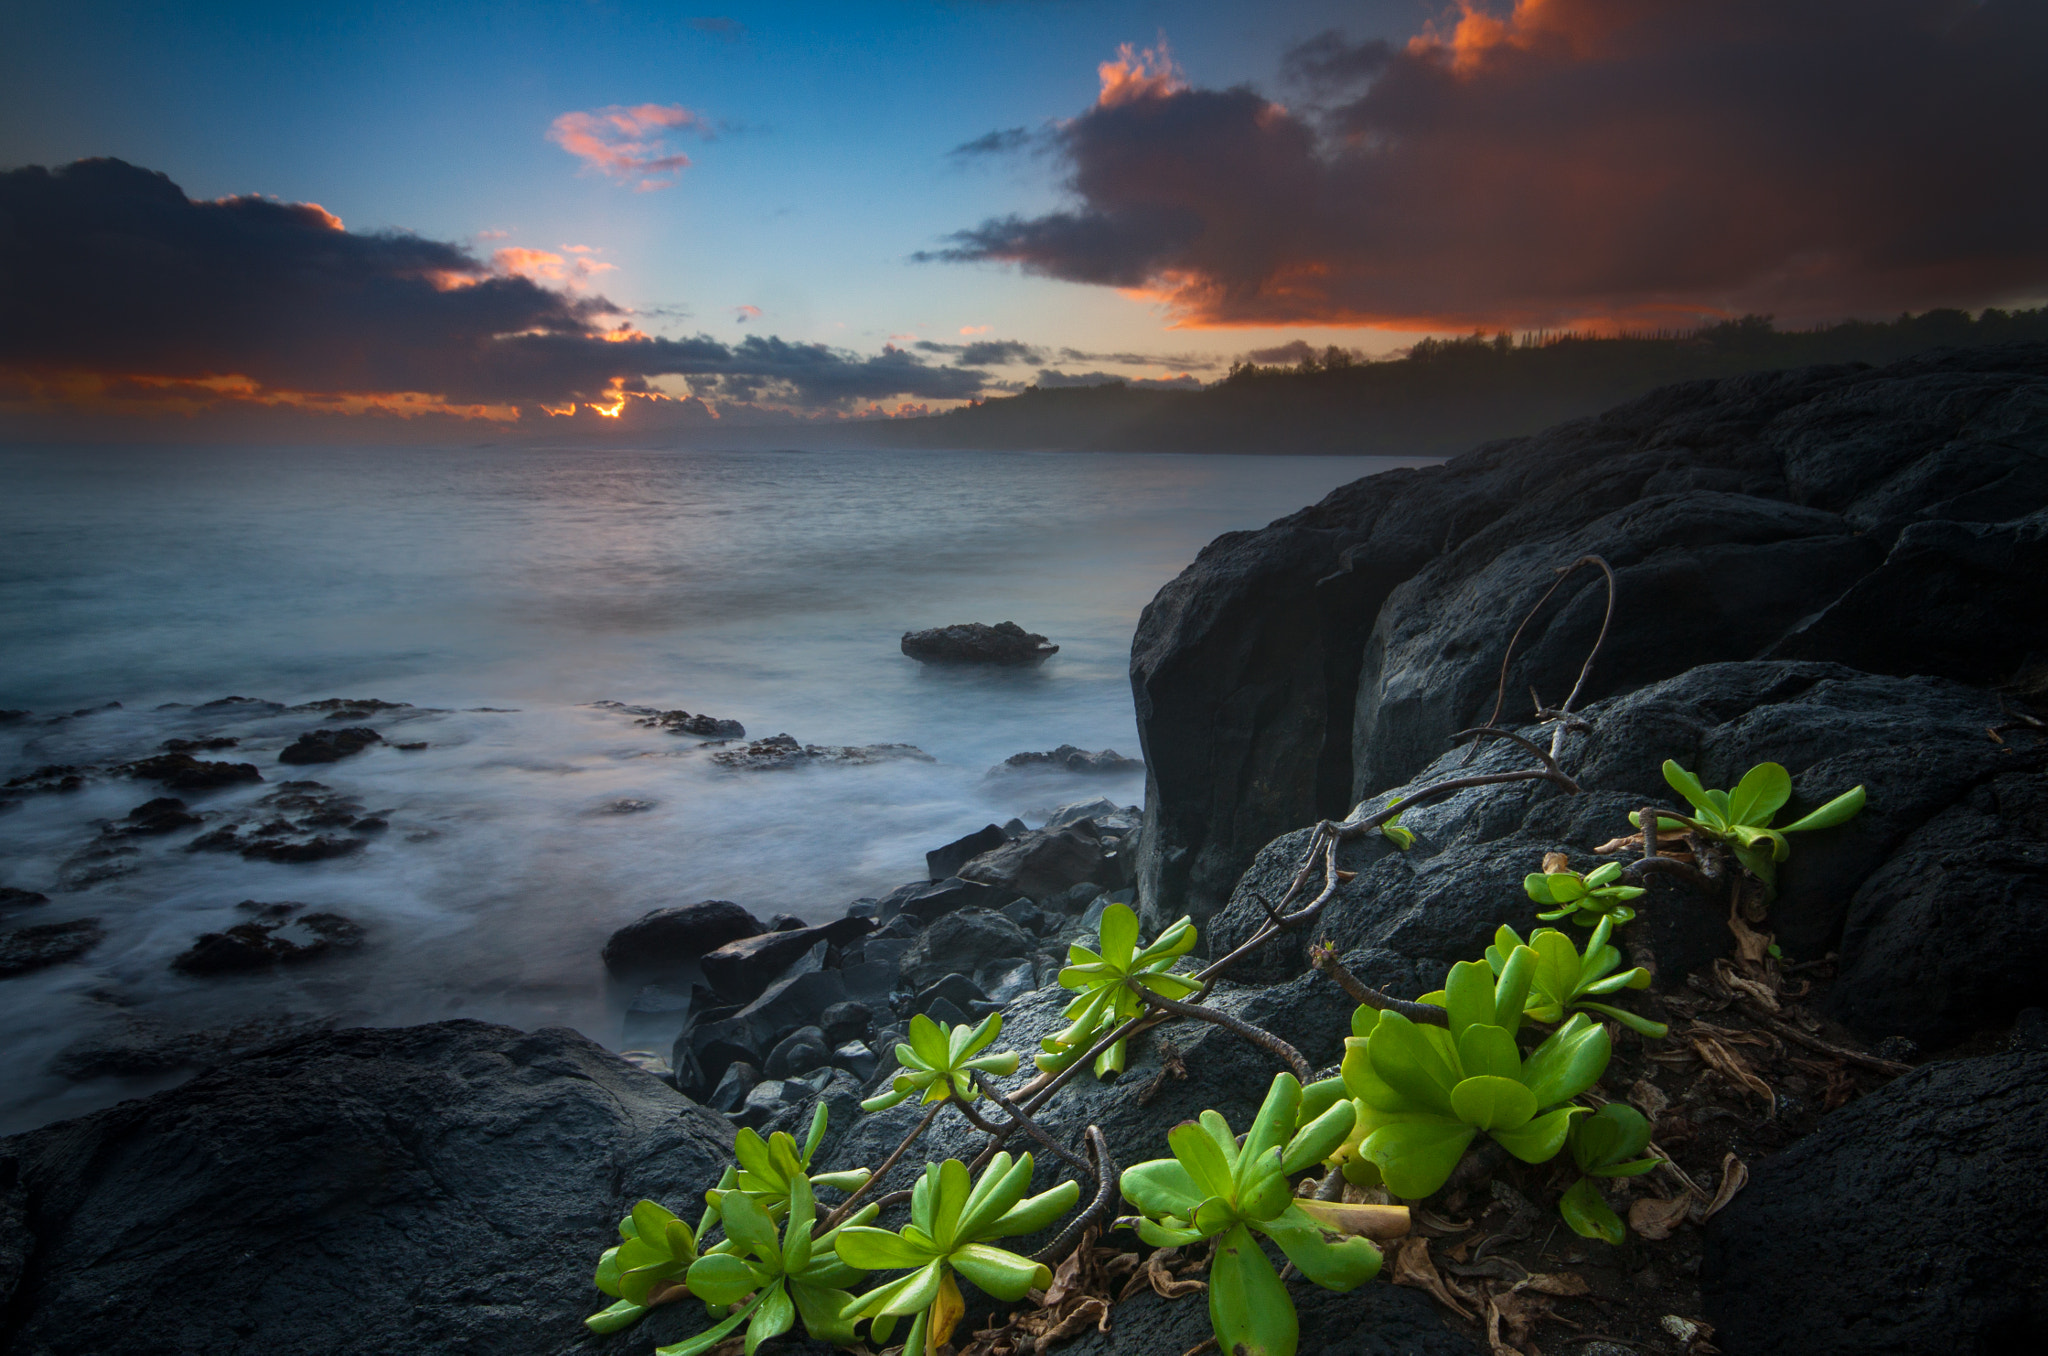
[158, 735, 239, 752]
[679, 1017, 763, 1094]
[0, 886, 50, 916]
[738, 1078, 797, 1130]
[982, 959, 1040, 1004]
[1057, 1276, 1477, 1356]
[707, 732, 934, 771]
[698, 916, 873, 1003]
[728, 957, 848, 1051]
[1045, 798, 1141, 834]
[290, 698, 414, 716]
[1000, 899, 1048, 935]
[238, 835, 366, 863]
[900, 620, 1058, 665]
[601, 900, 768, 980]
[881, 876, 1020, 925]
[120, 753, 263, 790]
[829, 1040, 878, 1083]
[927, 823, 1011, 881]
[2, 765, 86, 795]
[103, 796, 202, 837]
[819, 1001, 873, 1047]
[707, 1060, 759, 1113]
[913, 972, 990, 1017]
[1133, 344, 2048, 926]
[638, 708, 746, 738]
[171, 911, 364, 975]
[1703, 1050, 2048, 1355]
[898, 908, 1032, 992]
[277, 727, 383, 764]
[0, 918, 105, 978]
[990, 745, 1142, 777]
[196, 696, 284, 713]
[0, 1021, 733, 1356]
[0, 709, 29, 723]
[958, 825, 1107, 904]
[51, 1012, 334, 1080]
[764, 1025, 831, 1079]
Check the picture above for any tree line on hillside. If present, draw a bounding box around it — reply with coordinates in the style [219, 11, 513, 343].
[874, 308, 2048, 455]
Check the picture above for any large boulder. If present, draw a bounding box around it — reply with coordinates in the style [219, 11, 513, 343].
[1205, 662, 2043, 1050]
[698, 916, 873, 1004]
[0, 1022, 733, 1356]
[600, 900, 768, 979]
[1702, 1049, 2048, 1354]
[897, 908, 1034, 992]
[958, 825, 1108, 904]
[900, 621, 1058, 665]
[1132, 345, 2048, 927]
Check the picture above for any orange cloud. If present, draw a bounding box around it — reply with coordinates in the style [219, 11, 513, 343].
[492, 246, 618, 284]
[734, 304, 762, 322]
[959, 324, 991, 335]
[548, 103, 710, 190]
[1097, 40, 1186, 107]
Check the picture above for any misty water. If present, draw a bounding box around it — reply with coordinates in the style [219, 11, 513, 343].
[0, 444, 1427, 1132]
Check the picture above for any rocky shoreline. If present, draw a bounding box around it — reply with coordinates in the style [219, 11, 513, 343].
[3, 343, 2046, 1355]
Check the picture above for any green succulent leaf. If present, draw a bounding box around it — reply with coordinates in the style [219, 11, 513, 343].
[1209, 1222, 1298, 1356]
[1038, 904, 1202, 1078]
[1448, 1074, 1537, 1131]
[1779, 784, 1867, 834]
[1363, 1118, 1476, 1199]
[1253, 1203, 1385, 1292]
[1559, 1175, 1625, 1246]
[584, 1298, 647, 1334]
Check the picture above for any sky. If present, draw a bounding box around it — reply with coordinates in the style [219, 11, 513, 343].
[2, 0, 2044, 440]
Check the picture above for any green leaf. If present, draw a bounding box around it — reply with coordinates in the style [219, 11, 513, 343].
[1281, 1097, 1357, 1175]
[1728, 762, 1792, 827]
[1576, 1000, 1670, 1038]
[1365, 1011, 1462, 1113]
[1662, 760, 1715, 817]
[744, 1280, 794, 1356]
[1135, 1216, 1209, 1248]
[1208, 1223, 1298, 1356]
[722, 1190, 780, 1258]
[791, 1278, 860, 1346]
[1455, 1022, 1522, 1083]
[1449, 1075, 1537, 1131]
[1492, 946, 1536, 1035]
[1254, 1203, 1384, 1291]
[1489, 1107, 1578, 1164]
[1170, 1120, 1238, 1199]
[1520, 1015, 1611, 1107]
[1364, 1118, 1476, 1199]
[1444, 960, 1496, 1038]
[834, 1225, 931, 1271]
[584, 1298, 647, 1334]
[632, 1200, 683, 1252]
[1779, 784, 1866, 834]
[906, 1012, 947, 1065]
[595, 1245, 624, 1298]
[1121, 1157, 1206, 1219]
[1558, 1176, 1624, 1245]
[956, 1152, 1033, 1241]
[1099, 902, 1140, 967]
[988, 1179, 1081, 1239]
[842, 1259, 944, 1321]
[801, 1101, 830, 1163]
[687, 1252, 763, 1307]
[951, 1242, 1052, 1300]
[1244, 1073, 1303, 1165]
[654, 1293, 760, 1356]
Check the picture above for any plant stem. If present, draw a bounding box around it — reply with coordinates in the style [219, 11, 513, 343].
[1132, 983, 1313, 1082]
[1032, 1126, 1120, 1265]
[1309, 944, 1449, 1027]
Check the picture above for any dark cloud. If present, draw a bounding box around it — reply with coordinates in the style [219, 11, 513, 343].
[0, 159, 987, 412]
[1279, 29, 1392, 96]
[914, 338, 1045, 366]
[931, 1, 2048, 329]
[1034, 368, 1203, 391]
[950, 127, 1036, 158]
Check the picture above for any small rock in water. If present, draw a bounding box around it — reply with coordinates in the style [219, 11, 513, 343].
[590, 798, 658, 815]
[171, 910, 364, 975]
[158, 736, 239, 753]
[278, 727, 383, 765]
[0, 918, 105, 978]
[708, 733, 934, 771]
[989, 745, 1142, 777]
[900, 620, 1058, 665]
[0, 886, 51, 916]
[638, 709, 746, 738]
[103, 797, 202, 837]
[121, 753, 264, 790]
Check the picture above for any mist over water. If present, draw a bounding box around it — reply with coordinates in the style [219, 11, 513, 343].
[0, 444, 1427, 1132]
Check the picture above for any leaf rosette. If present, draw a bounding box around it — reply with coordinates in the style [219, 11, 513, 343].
[860, 1011, 1021, 1112]
[1632, 759, 1865, 886]
[1523, 860, 1645, 926]
[1486, 919, 1667, 1038]
[1557, 1104, 1660, 1245]
[1036, 902, 1200, 1077]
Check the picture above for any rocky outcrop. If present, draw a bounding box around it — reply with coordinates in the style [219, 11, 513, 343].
[0, 1022, 734, 1356]
[1701, 1049, 2048, 1354]
[600, 900, 767, 979]
[277, 726, 383, 764]
[0, 919, 103, 979]
[989, 745, 1143, 776]
[706, 733, 934, 771]
[1132, 344, 2048, 926]
[901, 620, 1058, 664]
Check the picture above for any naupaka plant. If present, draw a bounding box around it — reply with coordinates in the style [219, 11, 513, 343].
[860, 1011, 1020, 1112]
[1485, 919, 1668, 1038]
[1523, 860, 1645, 926]
[1118, 1072, 1404, 1356]
[1036, 902, 1200, 1078]
[1557, 1104, 1659, 1245]
[1633, 759, 1866, 886]
[587, 1198, 708, 1335]
[1340, 947, 1609, 1198]
[834, 1153, 1078, 1356]
[663, 1176, 878, 1356]
[708, 1103, 872, 1218]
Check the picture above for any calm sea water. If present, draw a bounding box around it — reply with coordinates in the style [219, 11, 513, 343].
[0, 443, 1425, 1131]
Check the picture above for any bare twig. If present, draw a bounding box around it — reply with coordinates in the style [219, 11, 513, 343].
[1451, 725, 1570, 781]
[1310, 943, 1449, 1027]
[1133, 982, 1313, 1082]
[1732, 1000, 1913, 1076]
[1474, 554, 1617, 745]
[1032, 1127, 1120, 1265]
[969, 1071, 1098, 1181]
[821, 1100, 944, 1230]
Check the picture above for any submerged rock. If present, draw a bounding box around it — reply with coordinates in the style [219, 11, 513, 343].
[589, 699, 745, 738]
[900, 620, 1058, 665]
[277, 726, 383, 764]
[0, 918, 104, 978]
[120, 753, 262, 790]
[990, 745, 1142, 776]
[707, 733, 934, 771]
[171, 909, 364, 975]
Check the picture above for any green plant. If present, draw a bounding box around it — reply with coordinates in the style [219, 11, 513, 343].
[1557, 1104, 1659, 1245]
[1634, 760, 1866, 885]
[860, 1011, 1021, 1112]
[1485, 919, 1668, 1038]
[588, 1197, 708, 1334]
[1119, 1073, 1390, 1356]
[1523, 860, 1645, 926]
[835, 1153, 1079, 1356]
[1340, 949, 1609, 1198]
[708, 1103, 873, 1219]
[1380, 802, 1416, 851]
[1036, 902, 1200, 1077]
[662, 1176, 878, 1356]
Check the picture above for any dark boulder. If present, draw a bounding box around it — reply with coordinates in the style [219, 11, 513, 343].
[680, 1017, 764, 1094]
[277, 727, 383, 764]
[1132, 344, 2048, 926]
[819, 1001, 873, 1047]
[0, 918, 104, 978]
[706, 1060, 760, 1114]
[1056, 1276, 1478, 1356]
[990, 745, 1142, 776]
[698, 916, 872, 1004]
[900, 620, 1057, 665]
[763, 1025, 831, 1079]
[0, 1022, 734, 1356]
[105, 796, 202, 836]
[912, 972, 989, 1017]
[958, 826, 1107, 904]
[927, 823, 1010, 881]
[120, 753, 262, 791]
[600, 900, 767, 979]
[898, 908, 1033, 992]
[882, 876, 1020, 925]
[1703, 1050, 2048, 1354]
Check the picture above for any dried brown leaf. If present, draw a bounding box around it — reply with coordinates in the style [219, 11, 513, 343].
[1628, 1078, 1670, 1118]
[1032, 1297, 1110, 1354]
[1695, 1153, 1749, 1222]
[1628, 1193, 1695, 1241]
[1691, 1036, 1776, 1112]
[1517, 1272, 1591, 1297]
[1541, 851, 1571, 874]
[1392, 1236, 1477, 1320]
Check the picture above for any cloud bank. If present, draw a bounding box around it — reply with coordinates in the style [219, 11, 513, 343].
[931, 0, 2048, 329]
[0, 159, 997, 427]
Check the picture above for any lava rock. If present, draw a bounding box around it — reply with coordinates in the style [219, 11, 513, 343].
[990, 745, 1142, 776]
[829, 1041, 878, 1083]
[900, 620, 1058, 665]
[277, 727, 384, 764]
[708, 734, 935, 771]
[171, 911, 364, 975]
[104, 796, 202, 836]
[898, 908, 1033, 992]
[0, 1022, 734, 1356]
[0, 918, 105, 978]
[1132, 344, 2048, 925]
[913, 972, 990, 1017]
[1045, 798, 1141, 834]
[1703, 1050, 2048, 1354]
[635, 708, 746, 738]
[1056, 1274, 1478, 1356]
[120, 753, 263, 790]
[159, 735, 240, 752]
[820, 1001, 873, 1047]
[680, 1017, 764, 1094]
[764, 1025, 831, 1079]
[927, 823, 1011, 881]
[0, 886, 51, 915]
[707, 1060, 760, 1113]
[50, 1012, 335, 1080]
[600, 900, 768, 980]
[957, 826, 1107, 905]
[699, 916, 873, 1004]
[882, 876, 1021, 926]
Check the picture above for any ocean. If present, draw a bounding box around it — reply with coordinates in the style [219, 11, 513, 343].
[0, 443, 1427, 1131]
